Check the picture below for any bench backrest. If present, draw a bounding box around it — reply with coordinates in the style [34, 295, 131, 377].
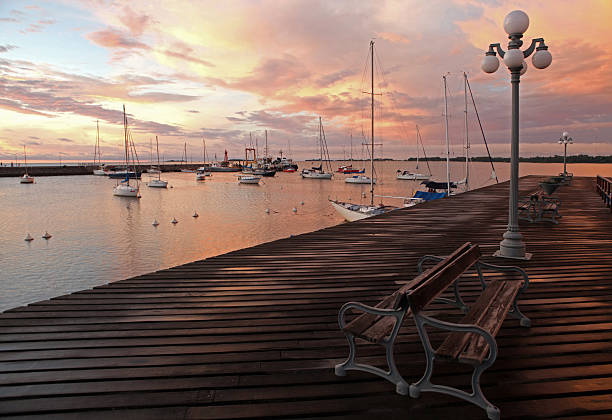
[405, 242, 481, 313]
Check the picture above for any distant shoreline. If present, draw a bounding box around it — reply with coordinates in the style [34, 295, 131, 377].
[306, 155, 612, 164]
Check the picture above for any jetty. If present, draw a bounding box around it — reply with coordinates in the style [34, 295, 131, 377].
[1, 176, 611, 419]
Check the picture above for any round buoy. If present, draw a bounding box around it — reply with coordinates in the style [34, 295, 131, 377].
[42, 231, 52, 239]
[265, 208, 270, 214]
[301, 201, 304, 205]
[171, 218, 178, 224]
[292, 207, 297, 213]
[192, 211, 199, 218]
[152, 219, 159, 226]
[24, 233, 34, 242]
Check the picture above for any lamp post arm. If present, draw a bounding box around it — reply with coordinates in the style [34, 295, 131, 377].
[523, 38, 544, 58]
[489, 43, 505, 58]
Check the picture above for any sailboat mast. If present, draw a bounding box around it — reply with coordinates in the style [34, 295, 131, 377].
[415, 125, 420, 170]
[463, 72, 469, 192]
[443, 75, 450, 196]
[265, 129, 268, 161]
[370, 40, 374, 206]
[23, 145, 28, 175]
[319, 116, 323, 166]
[96, 119, 100, 166]
[156, 136, 161, 180]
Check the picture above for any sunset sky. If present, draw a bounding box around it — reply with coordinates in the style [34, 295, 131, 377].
[1, 0, 611, 162]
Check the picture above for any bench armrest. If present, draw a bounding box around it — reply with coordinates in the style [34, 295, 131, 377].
[417, 255, 444, 274]
[415, 313, 498, 362]
[476, 261, 529, 290]
[338, 301, 404, 329]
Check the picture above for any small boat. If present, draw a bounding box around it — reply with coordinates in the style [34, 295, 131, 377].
[397, 125, 431, 181]
[148, 136, 168, 188]
[301, 117, 333, 179]
[396, 170, 430, 181]
[113, 105, 140, 198]
[345, 175, 375, 184]
[238, 175, 261, 184]
[20, 146, 34, 184]
[337, 165, 365, 174]
[283, 167, 296, 173]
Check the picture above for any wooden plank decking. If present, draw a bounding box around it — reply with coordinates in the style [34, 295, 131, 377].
[1, 176, 611, 419]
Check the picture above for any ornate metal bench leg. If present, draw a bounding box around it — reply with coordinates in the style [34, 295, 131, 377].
[383, 336, 409, 395]
[510, 301, 531, 327]
[471, 362, 500, 420]
[335, 331, 356, 376]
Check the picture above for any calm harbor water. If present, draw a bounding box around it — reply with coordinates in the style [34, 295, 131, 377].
[1, 161, 609, 312]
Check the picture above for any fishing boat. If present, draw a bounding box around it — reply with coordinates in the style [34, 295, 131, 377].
[301, 117, 333, 179]
[113, 105, 140, 197]
[397, 125, 431, 180]
[148, 136, 168, 188]
[208, 150, 242, 172]
[20, 145, 34, 184]
[331, 40, 400, 221]
[92, 120, 107, 175]
[238, 175, 261, 184]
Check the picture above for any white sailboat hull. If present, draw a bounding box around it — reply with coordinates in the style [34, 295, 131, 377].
[330, 200, 395, 222]
[301, 171, 332, 179]
[20, 175, 34, 184]
[148, 179, 168, 188]
[345, 175, 375, 184]
[238, 175, 261, 184]
[113, 184, 140, 197]
[93, 169, 107, 176]
[396, 173, 430, 180]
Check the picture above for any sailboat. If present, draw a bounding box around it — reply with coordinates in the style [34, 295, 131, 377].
[20, 145, 34, 184]
[196, 137, 212, 180]
[301, 117, 333, 179]
[148, 136, 168, 188]
[330, 40, 398, 221]
[337, 132, 365, 174]
[92, 120, 107, 175]
[397, 125, 431, 180]
[113, 105, 140, 197]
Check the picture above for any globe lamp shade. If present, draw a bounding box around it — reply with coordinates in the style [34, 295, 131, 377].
[532, 49, 552, 69]
[520, 60, 527, 75]
[503, 48, 524, 68]
[481, 54, 500, 73]
[503, 10, 529, 35]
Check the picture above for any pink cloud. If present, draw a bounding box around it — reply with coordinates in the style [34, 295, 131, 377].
[87, 28, 149, 50]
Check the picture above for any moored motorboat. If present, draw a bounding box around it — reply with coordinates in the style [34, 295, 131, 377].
[238, 175, 261, 184]
[396, 170, 430, 180]
[345, 175, 375, 184]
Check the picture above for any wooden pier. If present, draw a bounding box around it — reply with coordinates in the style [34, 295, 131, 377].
[1, 176, 611, 419]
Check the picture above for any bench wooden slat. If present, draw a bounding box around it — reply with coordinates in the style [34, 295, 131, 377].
[407, 244, 481, 313]
[435, 279, 522, 364]
[343, 242, 473, 343]
[460, 280, 522, 364]
[435, 280, 506, 360]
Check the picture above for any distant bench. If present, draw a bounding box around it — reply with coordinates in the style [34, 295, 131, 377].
[335, 242, 530, 420]
[519, 190, 561, 224]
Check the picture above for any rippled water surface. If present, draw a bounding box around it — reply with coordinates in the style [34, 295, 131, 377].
[1, 161, 610, 311]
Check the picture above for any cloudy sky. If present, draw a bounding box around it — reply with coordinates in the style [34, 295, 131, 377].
[1, 0, 611, 162]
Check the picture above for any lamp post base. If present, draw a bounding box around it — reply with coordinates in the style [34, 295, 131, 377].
[493, 230, 532, 260]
